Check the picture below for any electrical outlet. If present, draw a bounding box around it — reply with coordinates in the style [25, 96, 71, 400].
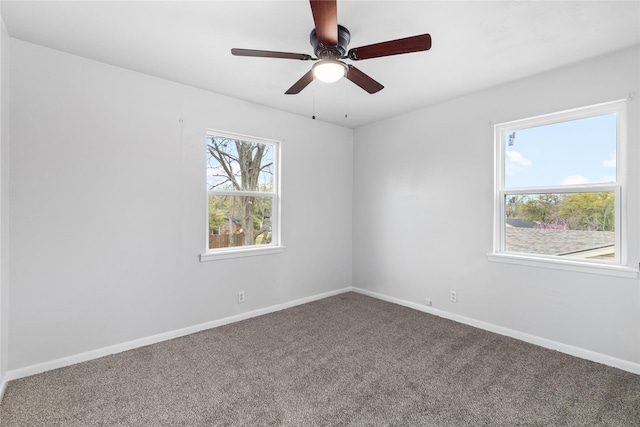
[424, 298, 432, 306]
[449, 290, 457, 303]
[238, 291, 245, 303]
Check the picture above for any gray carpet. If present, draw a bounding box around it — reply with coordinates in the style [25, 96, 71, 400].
[1, 292, 639, 426]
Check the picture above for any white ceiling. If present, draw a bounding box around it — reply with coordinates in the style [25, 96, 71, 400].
[2, 1, 639, 128]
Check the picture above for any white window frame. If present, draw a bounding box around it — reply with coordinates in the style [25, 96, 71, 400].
[200, 130, 284, 262]
[488, 100, 638, 278]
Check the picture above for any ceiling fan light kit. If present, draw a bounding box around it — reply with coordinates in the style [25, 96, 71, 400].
[231, 0, 431, 94]
[312, 60, 348, 83]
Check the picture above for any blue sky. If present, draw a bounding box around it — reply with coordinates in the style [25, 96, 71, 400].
[504, 113, 617, 188]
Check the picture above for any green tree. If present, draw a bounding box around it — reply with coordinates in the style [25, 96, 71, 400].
[559, 192, 614, 231]
[506, 195, 526, 219]
[208, 196, 228, 233]
[518, 194, 561, 225]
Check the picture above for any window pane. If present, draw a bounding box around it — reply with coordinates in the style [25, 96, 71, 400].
[505, 192, 615, 260]
[206, 136, 274, 192]
[209, 195, 273, 249]
[504, 114, 616, 188]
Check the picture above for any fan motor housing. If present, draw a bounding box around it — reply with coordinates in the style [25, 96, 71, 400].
[310, 25, 351, 59]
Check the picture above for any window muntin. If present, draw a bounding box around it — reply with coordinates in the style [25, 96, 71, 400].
[206, 131, 279, 252]
[494, 101, 626, 266]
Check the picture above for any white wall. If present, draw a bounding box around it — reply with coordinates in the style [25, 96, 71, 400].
[5, 35, 639, 377]
[8, 39, 353, 371]
[0, 13, 10, 390]
[353, 46, 640, 368]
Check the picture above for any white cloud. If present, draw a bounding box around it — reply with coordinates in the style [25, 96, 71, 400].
[505, 151, 532, 167]
[561, 175, 591, 185]
[603, 152, 616, 168]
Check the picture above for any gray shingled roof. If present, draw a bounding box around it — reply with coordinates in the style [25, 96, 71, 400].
[506, 218, 537, 228]
[505, 228, 615, 256]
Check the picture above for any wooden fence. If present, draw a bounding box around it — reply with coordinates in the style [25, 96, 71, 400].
[209, 233, 245, 249]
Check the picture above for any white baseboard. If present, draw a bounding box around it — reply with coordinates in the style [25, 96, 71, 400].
[352, 287, 640, 375]
[5, 287, 353, 383]
[0, 374, 7, 402]
[5, 285, 637, 388]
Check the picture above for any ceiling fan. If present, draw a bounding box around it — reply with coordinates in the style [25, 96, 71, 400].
[231, 0, 432, 95]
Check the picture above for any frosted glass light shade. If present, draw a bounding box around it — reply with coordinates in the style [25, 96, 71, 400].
[312, 60, 347, 83]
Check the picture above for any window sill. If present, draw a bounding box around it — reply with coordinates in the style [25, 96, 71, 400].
[487, 253, 639, 279]
[200, 245, 286, 262]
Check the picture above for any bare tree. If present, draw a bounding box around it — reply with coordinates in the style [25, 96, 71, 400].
[207, 137, 273, 246]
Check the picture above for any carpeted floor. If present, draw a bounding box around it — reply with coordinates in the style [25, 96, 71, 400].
[1, 292, 639, 426]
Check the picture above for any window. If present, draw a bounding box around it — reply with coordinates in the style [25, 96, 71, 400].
[202, 130, 281, 260]
[490, 100, 635, 276]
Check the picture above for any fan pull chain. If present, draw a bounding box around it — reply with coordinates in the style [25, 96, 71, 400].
[344, 77, 349, 119]
[312, 80, 316, 120]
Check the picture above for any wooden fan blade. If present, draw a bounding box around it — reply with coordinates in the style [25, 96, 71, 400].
[285, 70, 315, 94]
[346, 66, 384, 94]
[310, 0, 338, 46]
[231, 48, 313, 61]
[348, 34, 432, 60]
